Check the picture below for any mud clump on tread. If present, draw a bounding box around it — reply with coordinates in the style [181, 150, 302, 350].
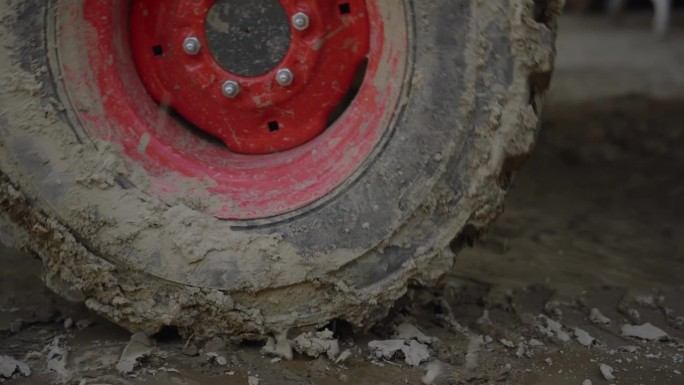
[0, 175, 267, 339]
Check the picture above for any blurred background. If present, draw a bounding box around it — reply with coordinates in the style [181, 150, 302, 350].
[553, 0, 684, 101]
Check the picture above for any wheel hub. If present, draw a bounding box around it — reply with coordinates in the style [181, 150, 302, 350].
[130, 0, 371, 154]
[206, 0, 290, 77]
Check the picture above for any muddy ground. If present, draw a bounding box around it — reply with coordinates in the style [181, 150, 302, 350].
[2, 12, 684, 385]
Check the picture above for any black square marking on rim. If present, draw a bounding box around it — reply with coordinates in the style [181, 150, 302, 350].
[152, 45, 164, 56]
[339, 3, 351, 14]
[268, 121, 280, 132]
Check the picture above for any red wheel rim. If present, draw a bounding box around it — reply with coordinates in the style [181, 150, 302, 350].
[130, 0, 371, 154]
[54, 0, 408, 220]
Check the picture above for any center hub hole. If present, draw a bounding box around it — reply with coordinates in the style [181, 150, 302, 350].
[205, 0, 291, 77]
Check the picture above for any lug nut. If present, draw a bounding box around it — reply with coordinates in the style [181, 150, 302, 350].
[222, 80, 240, 98]
[276, 69, 294, 86]
[292, 12, 310, 31]
[183, 37, 201, 55]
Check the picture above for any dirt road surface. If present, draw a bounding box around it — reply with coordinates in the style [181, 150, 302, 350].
[2, 11, 684, 385]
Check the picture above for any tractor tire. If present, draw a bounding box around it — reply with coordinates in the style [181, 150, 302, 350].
[0, 0, 561, 340]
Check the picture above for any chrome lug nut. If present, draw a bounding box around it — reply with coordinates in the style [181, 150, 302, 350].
[276, 69, 294, 86]
[292, 12, 310, 31]
[183, 37, 201, 55]
[222, 80, 240, 98]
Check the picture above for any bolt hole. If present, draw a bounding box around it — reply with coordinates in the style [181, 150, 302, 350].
[268, 121, 280, 132]
[339, 3, 351, 14]
[152, 45, 164, 56]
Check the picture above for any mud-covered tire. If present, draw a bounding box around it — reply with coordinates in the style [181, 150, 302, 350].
[0, 0, 561, 339]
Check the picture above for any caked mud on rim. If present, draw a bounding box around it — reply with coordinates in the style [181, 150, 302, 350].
[51, 0, 409, 220]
